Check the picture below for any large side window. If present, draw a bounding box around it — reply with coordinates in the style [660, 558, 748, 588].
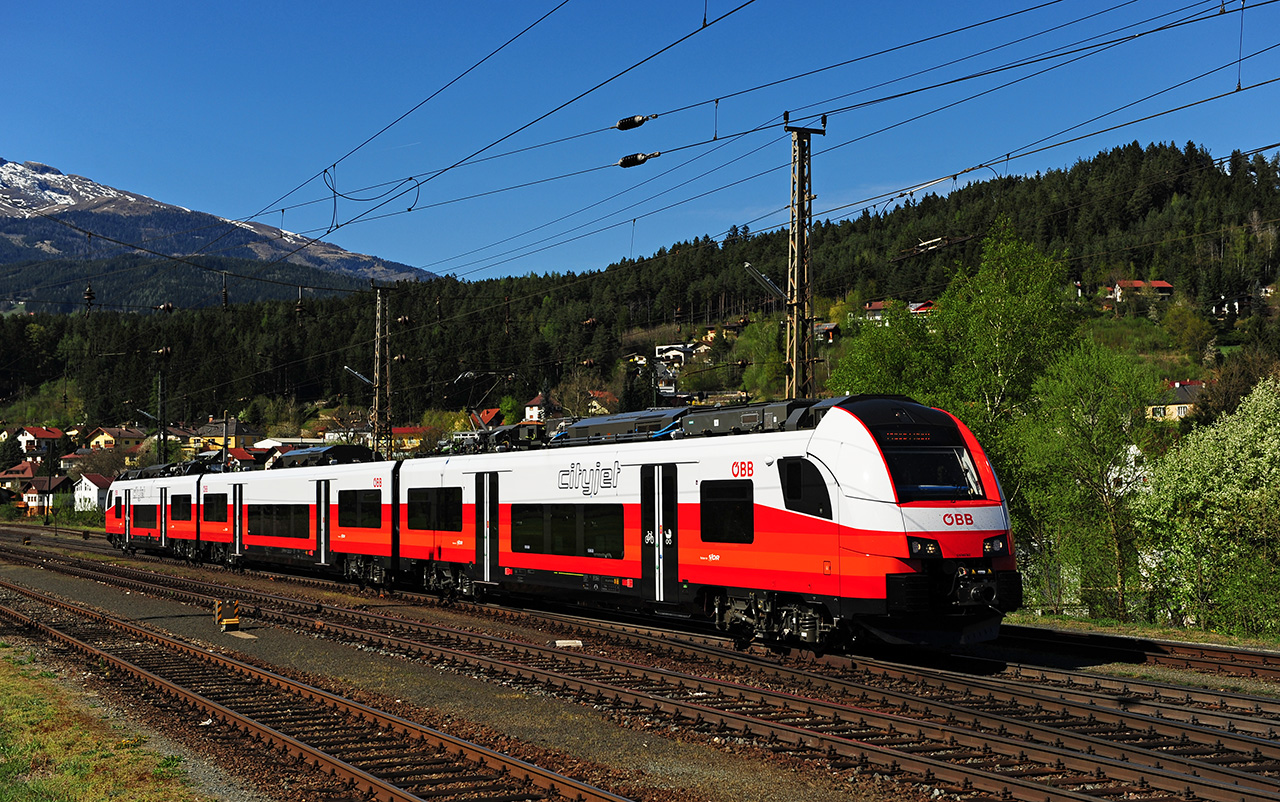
[171, 494, 193, 522]
[338, 489, 382, 528]
[778, 458, 831, 519]
[406, 486, 464, 532]
[700, 480, 754, 544]
[133, 504, 158, 529]
[203, 493, 228, 523]
[509, 503, 624, 559]
[247, 504, 311, 538]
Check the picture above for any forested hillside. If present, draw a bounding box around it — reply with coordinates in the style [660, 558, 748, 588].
[1, 140, 1276, 429]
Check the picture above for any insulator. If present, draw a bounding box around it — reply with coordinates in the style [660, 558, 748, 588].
[397, 316, 410, 325]
[155, 346, 172, 358]
[83, 283, 95, 306]
[618, 151, 660, 168]
[155, 302, 174, 313]
[615, 115, 647, 131]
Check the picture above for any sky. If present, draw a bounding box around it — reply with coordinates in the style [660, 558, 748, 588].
[10, 1, 1280, 283]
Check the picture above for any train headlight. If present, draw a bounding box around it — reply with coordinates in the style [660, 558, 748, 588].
[983, 534, 1009, 556]
[906, 536, 942, 558]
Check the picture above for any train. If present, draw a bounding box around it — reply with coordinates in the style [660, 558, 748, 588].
[105, 395, 1022, 651]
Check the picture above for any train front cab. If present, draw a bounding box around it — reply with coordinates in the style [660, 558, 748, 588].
[814, 398, 1023, 647]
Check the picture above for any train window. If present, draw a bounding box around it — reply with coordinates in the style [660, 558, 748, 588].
[884, 447, 984, 503]
[203, 493, 228, 522]
[113, 496, 121, 519]
[338, 489, 382, 529]
[700, 480, 754, 544]
[582, 504, 624, 559]
[548, 505, 577, 556]
[509, 503, 625, 559]
[511, 504, 545, 553]
[778, 458, 831, 519]
[247, 503, 311, 539]
[171, 494, 192, 521]
[406, 486, 464, 532]
[133, 504, 158, 529]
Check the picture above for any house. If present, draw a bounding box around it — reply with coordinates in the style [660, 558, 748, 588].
[195, 417, 265, 452]
[164, 425, 202, 459]
[74, 473, 112, 512]
[1147, 380, 1203, 422]
[391, 426, 432, 454]
[862, 300, 935, 325]
[15, 426, 64, 463]
[21, 476, 73, 516]
[524, 393, 563, 423]
[655, 344, 694, 365]
[0, 461, 39, 493]
[219, 447, 273, 471]
[59, 447, 94, 471]
[1109, 280, 1174, 304]
[587, 390, 618, 416]
[86, 426, 147, 452]
[469, 408, 503, 430]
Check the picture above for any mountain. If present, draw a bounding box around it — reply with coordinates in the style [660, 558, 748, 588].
[0, 158, 429, 283]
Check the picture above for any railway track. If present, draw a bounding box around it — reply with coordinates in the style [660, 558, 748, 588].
[4, 544, 1280, 802]
[0, 576, 628, 802]
[10, 523, 1280, 687]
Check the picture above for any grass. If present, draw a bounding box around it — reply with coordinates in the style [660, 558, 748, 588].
[0, 641, 210, 802]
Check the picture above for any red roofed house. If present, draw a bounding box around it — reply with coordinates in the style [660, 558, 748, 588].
[469, 408, 503, 430]
[75, 473, 113, 512]
[0, 461, 39, 493]
[15, 426, 64, 463]
[524, 393, 563, 423]
[1109, 280, 1174, 303]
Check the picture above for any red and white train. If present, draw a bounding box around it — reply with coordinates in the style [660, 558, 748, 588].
[105, 395, 1022, 650]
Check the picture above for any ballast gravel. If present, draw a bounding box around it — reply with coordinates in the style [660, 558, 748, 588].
[0, 560, 927, 802]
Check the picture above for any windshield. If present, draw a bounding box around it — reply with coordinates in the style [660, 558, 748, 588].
[883, 446, 984, 502]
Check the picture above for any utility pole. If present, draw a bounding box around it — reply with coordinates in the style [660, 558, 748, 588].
[784, 115, 824, 400]
[369, 285, 393, 459]
[372, 284, 386, 458]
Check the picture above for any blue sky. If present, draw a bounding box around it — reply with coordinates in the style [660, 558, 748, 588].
[11, 1, 1280, 281]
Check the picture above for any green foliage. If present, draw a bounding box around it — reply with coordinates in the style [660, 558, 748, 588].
[826, 301, 942, 400]
[732, 316, 786, 401]
[0, 437, 20, 472]
[1133, 376, 1280, 635]
[1161, 301, 1215, 361]
[1015, 339, 1162, 618]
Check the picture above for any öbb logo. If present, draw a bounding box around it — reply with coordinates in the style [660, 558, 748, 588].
[942, 513, 974, 526]
[731, 461, 753, 477]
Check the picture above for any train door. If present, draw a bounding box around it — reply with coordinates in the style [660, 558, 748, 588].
[474, 472, 499, 583]
[315, 480, 331, 566]
[123, 489, 132, 549]
[641, 464, 678, 603]
[232, 484, 244, 559]
[159, 487, 169, 549]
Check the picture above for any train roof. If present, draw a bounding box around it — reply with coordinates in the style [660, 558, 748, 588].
[549, 395, 929, 447]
